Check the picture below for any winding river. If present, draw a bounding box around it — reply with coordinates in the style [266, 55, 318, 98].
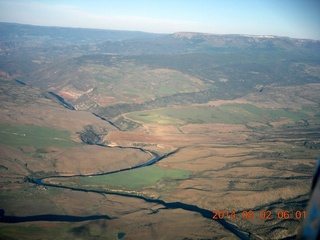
[4, 143, 250, 239]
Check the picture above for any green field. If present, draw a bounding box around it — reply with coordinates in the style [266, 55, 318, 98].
[126, 103, 311, 125]
[49, 165, 191, 190]
[0, 124, 76, 148]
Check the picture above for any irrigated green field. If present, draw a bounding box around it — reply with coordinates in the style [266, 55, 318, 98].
[126, 103, 311, 125]
[46, 165, 191, 190]
[0, 124, 76, 148]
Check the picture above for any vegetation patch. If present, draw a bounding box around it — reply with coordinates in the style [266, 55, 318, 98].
[0, 124, 76, 148]
[113, 116, 141, 131]
[50, 166, 191, 190]
[126, 103, 311, 125]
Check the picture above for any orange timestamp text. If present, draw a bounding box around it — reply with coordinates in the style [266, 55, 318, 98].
[212, 209, 306, 220]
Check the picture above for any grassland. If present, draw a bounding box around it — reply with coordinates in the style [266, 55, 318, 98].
[1, 26, 319, 240]
[46, 166, 191, 190]
[0, 124, 76, 148]
[126, 103, 311, 125]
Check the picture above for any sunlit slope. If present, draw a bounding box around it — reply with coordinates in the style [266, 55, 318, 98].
[24, 55, 208, 110]
[95, 51, 320, 119]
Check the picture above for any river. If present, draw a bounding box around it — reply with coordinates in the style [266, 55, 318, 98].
[4, 144, 250, 239]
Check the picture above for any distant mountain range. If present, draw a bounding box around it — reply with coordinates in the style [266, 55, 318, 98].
[1, 22, 319, 49]
[1, 22, 320, 120]
[1, 22, 320, 240]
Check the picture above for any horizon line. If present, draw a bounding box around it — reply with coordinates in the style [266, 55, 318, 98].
[1, 21, 319, 41]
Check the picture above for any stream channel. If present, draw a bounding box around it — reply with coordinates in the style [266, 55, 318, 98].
[0, 83, 251, 238]
[5, 142, 250, 239]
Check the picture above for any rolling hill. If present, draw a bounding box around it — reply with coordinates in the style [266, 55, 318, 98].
[1, 22, 320, 239]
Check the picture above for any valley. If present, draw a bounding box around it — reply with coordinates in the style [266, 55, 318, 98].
[0, 23, 320, 239]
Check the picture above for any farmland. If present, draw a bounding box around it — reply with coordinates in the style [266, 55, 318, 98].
[126, 103, 311, 125]
[0, 124, 76, 148]
[0, 23, 320, 239]
[45, 165, 191, 191]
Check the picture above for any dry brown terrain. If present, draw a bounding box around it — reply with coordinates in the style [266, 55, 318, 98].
[1, 80, 319, 239]
[1, 23, 320, 240]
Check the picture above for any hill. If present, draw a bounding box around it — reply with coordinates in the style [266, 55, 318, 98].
[0, 23, 320, 239]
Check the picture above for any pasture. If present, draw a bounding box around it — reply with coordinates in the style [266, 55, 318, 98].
[126, 103, 311, 125]
[49, 165, 191, 190]
[0, 124, 76, 148]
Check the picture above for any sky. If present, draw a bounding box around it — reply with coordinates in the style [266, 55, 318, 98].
[0, 0, 319, 40]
